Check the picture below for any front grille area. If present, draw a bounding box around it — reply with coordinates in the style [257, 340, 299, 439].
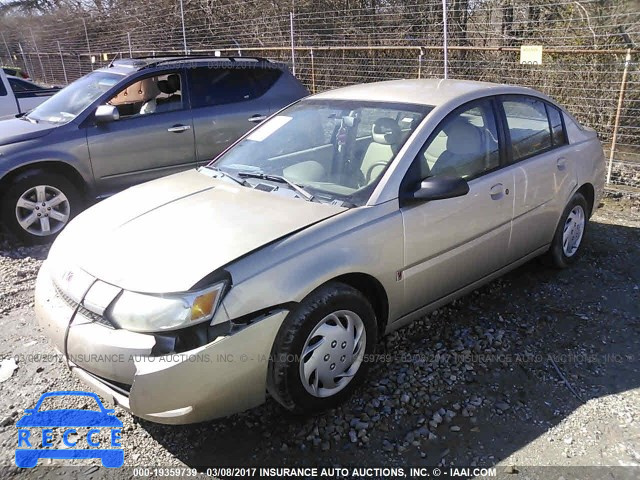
[54, 284, 115, 329]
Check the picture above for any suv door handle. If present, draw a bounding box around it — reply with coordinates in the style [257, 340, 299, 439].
[248, 115, 267, 123]
[490, 183, 504, 199]
[167, 124, 191, 133]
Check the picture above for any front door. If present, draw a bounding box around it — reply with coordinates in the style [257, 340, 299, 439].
[400, 98, 514, 315]
[86, 70, 196, 197]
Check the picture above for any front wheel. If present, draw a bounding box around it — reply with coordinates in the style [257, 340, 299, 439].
[267, 282, 377, 414]
[544, 192, 589, 268]
[1, 169, 83, 244]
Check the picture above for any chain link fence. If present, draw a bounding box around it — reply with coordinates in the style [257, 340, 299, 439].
[1, 0, 639, 190]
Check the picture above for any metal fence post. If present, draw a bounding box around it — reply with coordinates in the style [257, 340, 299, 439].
[83, 19, 93, 71]
[179, 0, 188, 54]
[418, 47, 424, 79]
[18, 42, 31, 78]
[127, 32, 133, 57]
[290, 12, 296, 76]
[30, 28, 47, 82]
[606, 48, 632, 185]
[1, 33, 13, 65]
[57, 41, 68, 84]
[310, 48, 315, 93]
[442, 0, 448, 79]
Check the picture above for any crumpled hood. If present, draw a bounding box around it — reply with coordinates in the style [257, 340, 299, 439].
[0, 118, 56, 146]
[50, 169, 346, 293]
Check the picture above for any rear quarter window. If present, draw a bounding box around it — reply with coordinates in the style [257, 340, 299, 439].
[0, 78, 7, 96]
[250, 69, 282, 97]
[546, 104, 567, 146]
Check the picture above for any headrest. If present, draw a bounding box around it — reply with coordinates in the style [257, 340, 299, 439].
[443, 118, 484, 155]
[166, 74, 180, 92]
[372, 117, 401, 145]
[157, 80, 171, 94]
[109, 78, 160, 105]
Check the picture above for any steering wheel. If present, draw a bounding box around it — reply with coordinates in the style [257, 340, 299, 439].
[365, 161, 389, 184]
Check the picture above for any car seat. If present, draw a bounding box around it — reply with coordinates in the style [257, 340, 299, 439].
[156, 74, 182, 112]
[359, 118, 401, 185]
[430, 118, 485, 178]
[109, 77, 159, 116]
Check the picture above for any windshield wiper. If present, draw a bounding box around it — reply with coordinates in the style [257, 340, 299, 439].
[203, 166, 249, 186]
[237, 172, 315, 201]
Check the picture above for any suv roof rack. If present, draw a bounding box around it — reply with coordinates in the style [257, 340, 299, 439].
[110, 55, 273, 70]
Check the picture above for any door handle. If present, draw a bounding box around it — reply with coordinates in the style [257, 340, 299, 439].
[248, 114, 267, 123]
[490, 183, 504, 199]
[557, 157, 567, 170]
[167, 125, 191, 133]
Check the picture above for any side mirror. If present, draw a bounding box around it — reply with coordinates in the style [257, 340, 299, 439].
[410, 175, 470, 202]
[95, 104, 119, 123]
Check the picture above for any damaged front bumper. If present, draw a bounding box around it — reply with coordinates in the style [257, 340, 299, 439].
[35, 260, 288, 424]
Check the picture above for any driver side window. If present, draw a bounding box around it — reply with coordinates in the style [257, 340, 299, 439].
[108, 73, 183, 118]
[418, 99, 500, 180]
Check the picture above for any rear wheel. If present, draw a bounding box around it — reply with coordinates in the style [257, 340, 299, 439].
[267, 282, 377, 414]
[544, 192, 589, 268]
[1, 170, 83, 244]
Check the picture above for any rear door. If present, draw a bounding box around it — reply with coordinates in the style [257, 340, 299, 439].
[499, 95, 577, 262]
[86, 69, 196, 196]
[187, 66, 280, 165]
[400, 98, 515, 314]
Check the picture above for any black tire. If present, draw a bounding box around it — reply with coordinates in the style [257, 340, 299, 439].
[544, 192, 589, 268]
[1, 169, 83, 245]
[267, 282, 377, 414]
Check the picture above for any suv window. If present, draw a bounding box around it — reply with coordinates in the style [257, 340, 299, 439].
[251, 68, 282, 97]
[107, 72, 184, 118]
[502, 96, 553, 161]
[0, 77, 6, 96]
[188, 67, 280, 108]
[417, 99, 500, 180]
[546, 104, 567, 147]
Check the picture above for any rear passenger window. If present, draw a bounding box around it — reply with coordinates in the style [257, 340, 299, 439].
[502, 96, 552, 162]
[546, 104, 567, 146]
[189, 68, 259, 108]
[0, 79, 6, 96]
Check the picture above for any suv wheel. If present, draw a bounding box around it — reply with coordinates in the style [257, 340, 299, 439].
[267, 282, 377, 414]
[1, 170, 82, 244]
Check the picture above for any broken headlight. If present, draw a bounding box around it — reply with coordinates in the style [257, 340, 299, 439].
[106, 281, 227, 333]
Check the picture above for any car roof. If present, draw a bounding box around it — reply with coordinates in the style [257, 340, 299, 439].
[310, 78, 548, 107]
[97, 55, 283, 76]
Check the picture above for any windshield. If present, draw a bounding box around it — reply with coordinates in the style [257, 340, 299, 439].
[209, 99, 431, 206]
[27, 71, 122, 124]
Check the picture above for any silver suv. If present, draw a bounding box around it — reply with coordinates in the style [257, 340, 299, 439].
[0, 56, 308, 243]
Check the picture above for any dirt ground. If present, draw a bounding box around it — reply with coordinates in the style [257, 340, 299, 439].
[0, 193, 638, 479]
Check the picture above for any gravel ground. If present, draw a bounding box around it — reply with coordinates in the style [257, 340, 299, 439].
[0, 192, 638, 478]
